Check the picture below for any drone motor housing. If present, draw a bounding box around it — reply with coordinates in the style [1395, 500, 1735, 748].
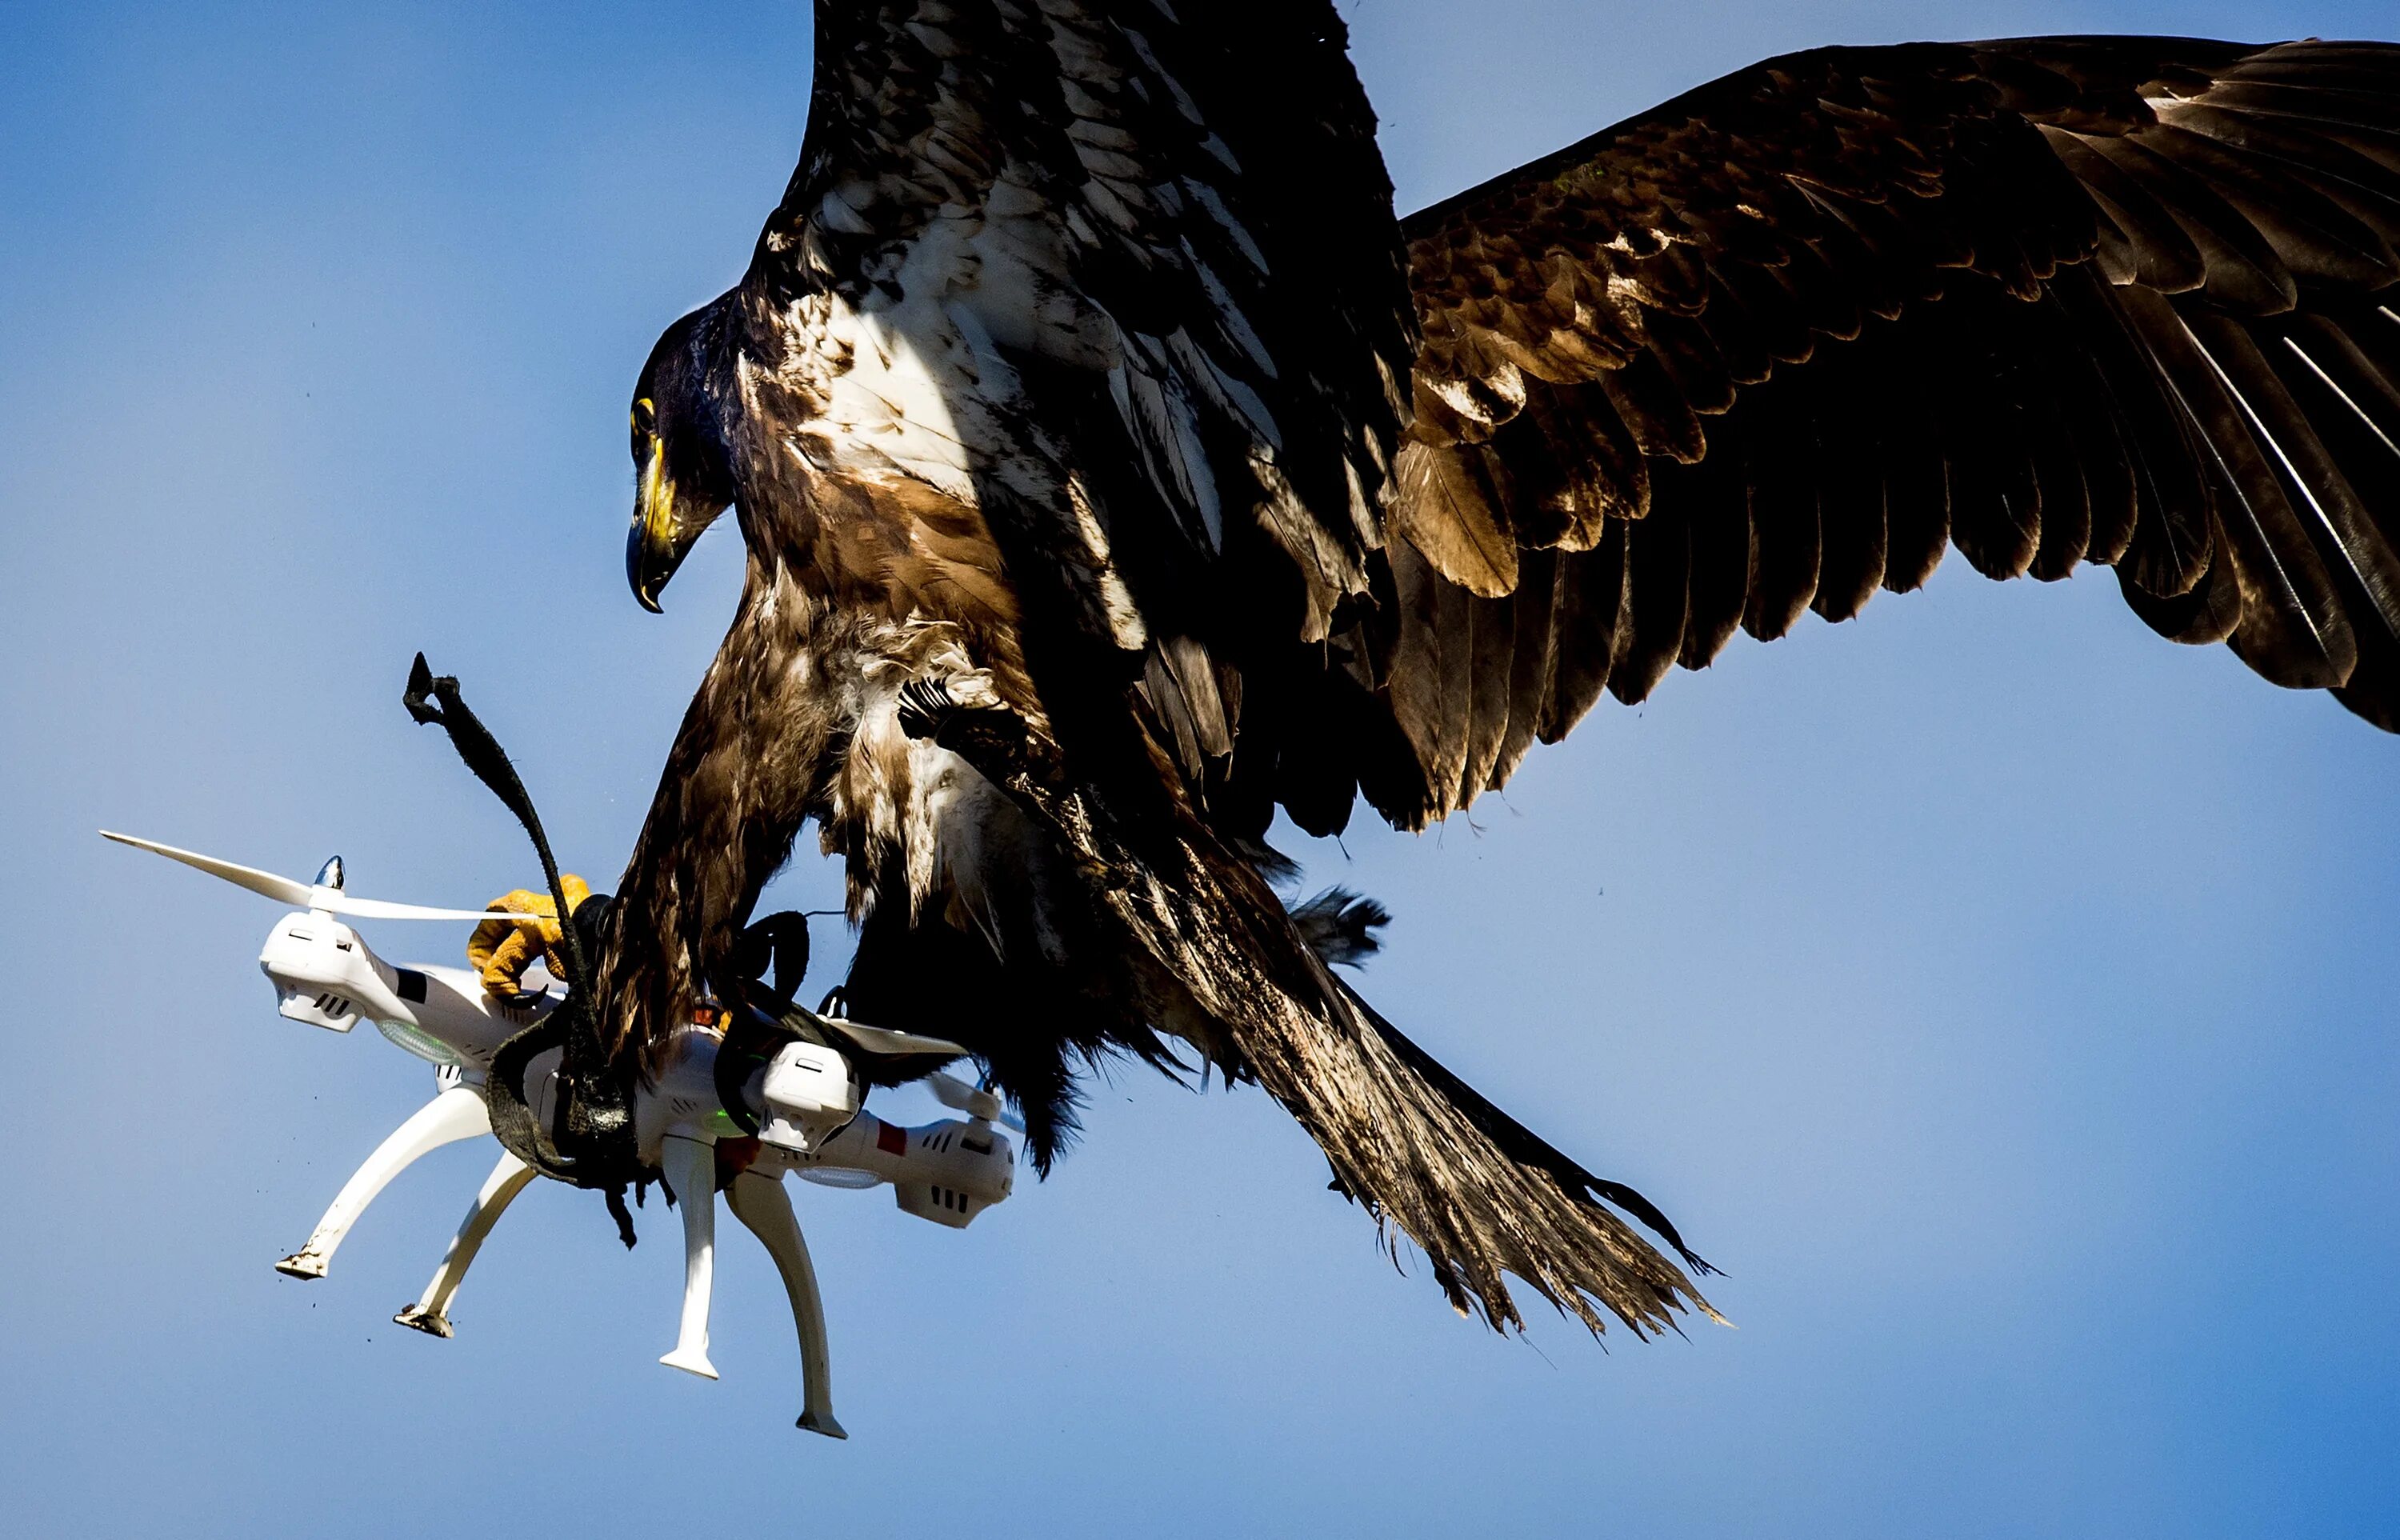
[259, 914, 415, 1036]
[257, 912, 552, 1066]
[889, 1116, 1014, 1229]
[757, 1042, 863, 1153]
[770, 1111, 1016, 1229]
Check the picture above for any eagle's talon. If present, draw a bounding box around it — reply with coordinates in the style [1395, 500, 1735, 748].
[898, 672, 1005, 741]
[896, 678, 953, 740]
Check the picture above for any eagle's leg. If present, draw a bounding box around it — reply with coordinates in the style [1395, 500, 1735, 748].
[598, 573, 846, 1060]
[275, 1083, 490, 1281]
[657, 1132, 722, 1380]
[726, 1169, 846, 1438]
[394, 1149, 537, 1339]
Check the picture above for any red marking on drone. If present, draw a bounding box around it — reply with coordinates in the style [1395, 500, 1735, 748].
[875, 1118, 907, 1156]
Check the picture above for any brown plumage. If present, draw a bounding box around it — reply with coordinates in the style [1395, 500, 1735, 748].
[599, 6, 2400, 1338]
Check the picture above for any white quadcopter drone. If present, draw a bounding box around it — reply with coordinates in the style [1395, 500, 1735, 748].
[101, 830, 1022, 1439]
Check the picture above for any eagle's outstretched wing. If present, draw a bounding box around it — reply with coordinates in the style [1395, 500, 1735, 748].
[730, 24, 2400, 851]
[1382, 37, 2400, 822]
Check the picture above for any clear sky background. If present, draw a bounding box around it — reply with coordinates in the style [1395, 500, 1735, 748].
[3, 2, 2396, 1535]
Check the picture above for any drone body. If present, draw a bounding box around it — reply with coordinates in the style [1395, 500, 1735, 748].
[104, 831, 1017, 1438]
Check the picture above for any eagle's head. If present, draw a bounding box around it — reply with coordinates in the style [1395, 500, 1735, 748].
[626, 298, 741, 612]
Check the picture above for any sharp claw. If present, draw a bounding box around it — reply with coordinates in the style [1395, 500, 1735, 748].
[898, 673, 1007, 741]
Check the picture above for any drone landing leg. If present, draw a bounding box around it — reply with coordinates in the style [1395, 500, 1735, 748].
[726, 1170, 846, 1439]
[277, 1085, 490, 1281]
[658, 1134, 721, 1381]
[394, 1150, 535, 1338]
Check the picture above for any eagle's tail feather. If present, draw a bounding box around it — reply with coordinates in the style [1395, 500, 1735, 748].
[1339, 984, 1718, 1283]
[1126, 844, 1720, 1338]
[1249, 971, 1719, 1336]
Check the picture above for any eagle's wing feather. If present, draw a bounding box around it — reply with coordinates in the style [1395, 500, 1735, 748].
[1389, 37, 2400, 822]
[746, 0, 1412, 639]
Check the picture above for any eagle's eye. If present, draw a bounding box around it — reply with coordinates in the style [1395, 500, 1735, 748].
[631, 397, 657, 457]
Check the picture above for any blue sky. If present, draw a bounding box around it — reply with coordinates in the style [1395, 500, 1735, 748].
[3, 2, 2396, 1535]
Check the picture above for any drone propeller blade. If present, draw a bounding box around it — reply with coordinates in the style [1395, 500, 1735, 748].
[814, 1017, 970, 1061]
[101, 830, 313, 906]
[102, 830, 532, 922]
[927, 1070, 1027, 1133]
[316, 894, 538, 923]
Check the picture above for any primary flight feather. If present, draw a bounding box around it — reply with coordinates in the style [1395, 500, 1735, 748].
[597, 5, 2400, 1337]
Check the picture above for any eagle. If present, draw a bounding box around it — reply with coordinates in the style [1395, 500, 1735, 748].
[595, 6, 2400, 1339]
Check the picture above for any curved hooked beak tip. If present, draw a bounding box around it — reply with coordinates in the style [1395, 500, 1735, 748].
[627, 518, 670, 614]
[627, 442, 681, 614]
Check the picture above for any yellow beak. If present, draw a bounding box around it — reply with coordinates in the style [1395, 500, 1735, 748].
[627, 435, 679, 614]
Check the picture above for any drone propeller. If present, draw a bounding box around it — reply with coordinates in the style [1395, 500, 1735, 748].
[100, 831, 535, 923]
[927, 1070, 1027, 1134]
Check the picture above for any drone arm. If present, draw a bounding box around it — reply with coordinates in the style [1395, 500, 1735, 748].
[658, 1134, 721, 1380]
[394, 1149, 537, 1338]
[276, 1085, 491, 1281]
[726, 1170, 846, 1439]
